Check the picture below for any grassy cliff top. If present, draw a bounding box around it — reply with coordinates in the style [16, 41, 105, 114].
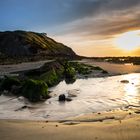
[0, 30, 77, 61]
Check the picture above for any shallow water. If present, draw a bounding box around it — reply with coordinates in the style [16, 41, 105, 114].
[81, 60, 140, 74]
[0, 73, 140, 120]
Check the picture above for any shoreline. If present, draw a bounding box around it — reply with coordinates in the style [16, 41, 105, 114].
[1, 59, 140, 76]
[79, 59, 140, 74]
[0, 108, 140, 140]
[0, 105, 139, 122]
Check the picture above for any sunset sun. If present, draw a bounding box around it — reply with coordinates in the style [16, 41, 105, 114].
[115, 30, 140, 51]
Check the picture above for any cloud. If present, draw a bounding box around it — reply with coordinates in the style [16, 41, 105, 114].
[59, 0, 140, 22]
[50, 0, 140, 56]
[53, 1, 140, 40]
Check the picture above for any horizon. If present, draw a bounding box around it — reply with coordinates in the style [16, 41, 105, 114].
[0, 0, 140, 57]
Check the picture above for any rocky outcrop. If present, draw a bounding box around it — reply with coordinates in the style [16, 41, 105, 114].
[0, 60, 108, 102]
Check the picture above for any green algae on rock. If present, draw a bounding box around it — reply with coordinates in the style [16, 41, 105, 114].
[21, 79, 49, 102]
[0, 60, 108, 102]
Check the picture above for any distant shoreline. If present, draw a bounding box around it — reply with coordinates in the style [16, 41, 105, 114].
[0, 59, 140, 76]
[79, 59, 140, 74]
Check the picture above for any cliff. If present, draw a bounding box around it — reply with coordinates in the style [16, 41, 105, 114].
[0, 30, 77, 60]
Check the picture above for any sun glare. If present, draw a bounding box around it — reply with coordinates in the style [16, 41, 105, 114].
[115, 30, 140, 51]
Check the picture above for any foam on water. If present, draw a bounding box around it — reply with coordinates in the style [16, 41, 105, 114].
[0, 73, 140, 120]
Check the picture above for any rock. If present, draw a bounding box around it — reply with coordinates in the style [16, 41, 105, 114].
[0, 76, 21, 92]
[11, 85, 21, 95]
[129, 112, 132, 115]
[3, 90, 9, 95]
[120, 80, 129, 83]
[15, 105, 28, 111]
[58, 94, 72, 102]
[59, 94, 66, 101]
[22, 79, 49, 102]
[66, 98, 72, 102]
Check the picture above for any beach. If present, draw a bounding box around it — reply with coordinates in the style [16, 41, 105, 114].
[0, 109, 140, 140]
[0, 60, 140, 140]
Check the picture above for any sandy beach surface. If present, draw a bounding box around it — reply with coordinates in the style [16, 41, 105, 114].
[0, 59, 140, 140]
[0, 109, 140, 140]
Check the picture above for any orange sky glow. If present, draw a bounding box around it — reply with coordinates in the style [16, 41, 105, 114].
[53, 29, 140, 57]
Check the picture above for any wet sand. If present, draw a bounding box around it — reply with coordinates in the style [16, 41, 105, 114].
[0, 109, 140, 140]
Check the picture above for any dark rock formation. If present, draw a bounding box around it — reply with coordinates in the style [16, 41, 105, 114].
[65, 98, 72, 102]
[0, 60, 108, 102]
[21, 79, 49, 102]
[59, 94, 66, 101]
[0, 76, 21, 92]
[58, 94, 72, 102]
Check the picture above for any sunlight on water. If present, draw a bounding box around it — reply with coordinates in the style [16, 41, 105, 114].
[0, 73, 140, 120]
[123, 74, 140, 105]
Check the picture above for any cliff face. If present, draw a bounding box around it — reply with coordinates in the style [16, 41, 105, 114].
[0, 30, 76, 58]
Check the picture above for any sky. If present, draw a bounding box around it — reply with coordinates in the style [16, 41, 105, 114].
[0, 0, 140, 57]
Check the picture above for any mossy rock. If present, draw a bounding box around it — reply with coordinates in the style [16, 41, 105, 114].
[65, 65, 76, 83]
[40, 68, 64, 87]
[24, 61, 65, 87]
[0, 76, 21, 91]
[77, 67, 91, 75]
[69, 62, 93, 75]
[22, 79, 49, 102]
